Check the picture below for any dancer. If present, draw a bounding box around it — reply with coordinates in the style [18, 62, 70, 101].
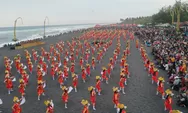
[62, 86, 69, 108]
[113, 87, 120, 108]
[119, 73, 126, 94]
[156, 77, 165, 99]
[117, 103, 127, 113]
[101, 67, 108, 84]
[96, 76, 101, 95]
[72, 73, 78, 92]
[12, 97, 22, 113]
[88, 86, 96, 110]
[81, 99, 90, 113]
[44, 99, 54, 113]
[37, 80, 45, 100]
[164, 89, 174, 111]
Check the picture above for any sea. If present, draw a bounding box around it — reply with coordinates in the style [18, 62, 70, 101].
[0, 24, 96, 47]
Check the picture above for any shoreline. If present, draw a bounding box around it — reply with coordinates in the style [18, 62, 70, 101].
[0, 25, 95, 48]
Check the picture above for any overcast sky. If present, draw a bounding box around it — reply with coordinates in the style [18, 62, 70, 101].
[0, 0, 186, 27]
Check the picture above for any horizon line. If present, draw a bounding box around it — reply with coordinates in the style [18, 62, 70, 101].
[0, 22, 115, 28]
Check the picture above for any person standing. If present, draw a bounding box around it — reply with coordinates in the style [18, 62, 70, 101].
[12, 97, 22, 113]
[113, 87, 120, 108]
[164, 89, 173, 111]
[62, 86, 69, 108]
[44, 100, 54, 113]
[156, 77, 165, 99]
[81, 99, 90, 113]
[88, 86, 96, 110]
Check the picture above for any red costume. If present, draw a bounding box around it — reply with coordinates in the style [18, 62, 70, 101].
[120, 59, 125, 67]
[63, 67, 68, 78]
[96, 80, 101, 92]
[119, 77, 126, 88]
[86, 65, 91, 76]
[152, 71, 158, 83]
[113, 92, 119, 106]
[32, 51, 38, 62]
[12, 103, 22, 113]
[58, 74, 64, 85]
[149, 65, 154, 75]
[4, 78, 13, 89]
[63, 59, 67, 66]
[22, 74, 29, 85]
[72, 76, 78, 88]
[51, 66, 55, 77]
[164, 96, 172, 111]
[46, 106, 54, 113]
[157, 81, 164, 95]
[19, 83, 25, 96]
[101, 69, 108, 81]
[107, 64, 111, 76]
[37, 84, 44, 96]
[62, 91, 68, 103]
[80, 58, 84, 67]
[28, 63, 33, 73]
[90, 90, 96, 105]
[42, 62, 47, 74]
[91, 58, 95, 68]
[82, 106, 89, 113]
[70, 64, 75, 73]
[82, 68, 87, 80]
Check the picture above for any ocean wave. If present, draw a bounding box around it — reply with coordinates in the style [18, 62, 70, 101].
[0, 24, 94, 48]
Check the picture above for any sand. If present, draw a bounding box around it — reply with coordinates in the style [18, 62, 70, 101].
[0, 28, 187, 113]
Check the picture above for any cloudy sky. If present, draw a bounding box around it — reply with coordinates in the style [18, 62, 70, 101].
[0, 0, 186, 27]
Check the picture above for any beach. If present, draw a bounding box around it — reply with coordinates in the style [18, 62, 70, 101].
[0, 27, 187, 113]
[0, 24, 95, 47]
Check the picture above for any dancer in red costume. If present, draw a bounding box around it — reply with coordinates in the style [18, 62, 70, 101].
[124, 63, 130, 78]
[80, 57, 84, 69]
[101, 67, 108, 84]
[88, 86, 96, 110]
[37, 80, 45, 100]
[4, 73, 13, 94]
[119, 73, 126, 94]
[107, 63, 112, 78]
[18, 79, 25, 97]
[86, 64, 91, 77]
[58, 71, 64, 88]
[152, 68, 158, 84]
[51, 65, 55, 80]
[12, 97, 22, 113]
[91, 57, 95, 70]
[44, 100, 54, 113]
[72, 73, 78, 92]
[112, 87, 120, 108]
[62, 86, 69, 108]
[156, 77, 165, 99]
[81, 67, 87, 83]
[164, 89, 173, 111]
[96, 76, 101, 95]
[81, 99, 90, 113]
[70, 63, 75, 74]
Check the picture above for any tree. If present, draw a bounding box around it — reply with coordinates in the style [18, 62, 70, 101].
[120, 18, 124, 22]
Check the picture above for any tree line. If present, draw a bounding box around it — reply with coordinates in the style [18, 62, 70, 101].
[120, 0, 188, 30]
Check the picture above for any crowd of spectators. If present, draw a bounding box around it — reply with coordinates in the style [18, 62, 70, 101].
[135, 27, 188, 107]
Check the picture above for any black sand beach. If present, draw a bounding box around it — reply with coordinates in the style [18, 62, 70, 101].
[0, 28, 187, 113]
